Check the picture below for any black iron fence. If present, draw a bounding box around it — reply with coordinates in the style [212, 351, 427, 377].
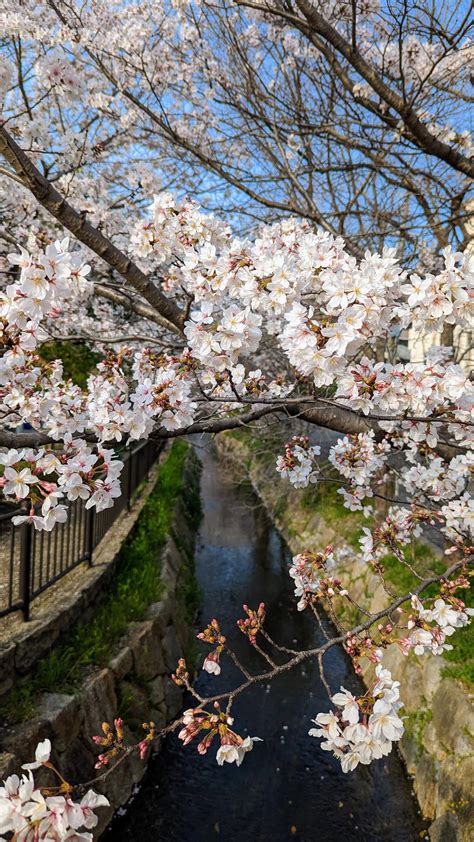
[0, 439, 162, 621]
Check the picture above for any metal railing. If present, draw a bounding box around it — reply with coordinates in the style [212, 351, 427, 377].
[0, 439, 162, 621]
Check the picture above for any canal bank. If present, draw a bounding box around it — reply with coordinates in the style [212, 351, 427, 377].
[0, 442, 201, 836]
[105, 438, 425, 842]
[215, 431, 473, 842]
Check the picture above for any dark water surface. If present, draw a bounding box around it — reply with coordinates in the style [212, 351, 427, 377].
[105, 442, 424, 842]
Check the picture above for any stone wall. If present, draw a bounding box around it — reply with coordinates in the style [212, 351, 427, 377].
[0, 448, 201, 837]
[216, 435, 473, 842]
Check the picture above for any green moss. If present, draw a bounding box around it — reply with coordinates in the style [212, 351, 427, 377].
[273, 494, 287, 521]
[337, 602, 361, 627]
[39, 340, 101, 388]
[443, 662, 474, 686]
[379, 544, 444, 595]
[405, 705, 433, 758]
[446, 798, 471, 815]
[0, 441, 199, 723]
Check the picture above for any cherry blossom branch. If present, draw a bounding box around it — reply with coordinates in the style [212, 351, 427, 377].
[193, 394, 474, 427]
[309, 602, 331, 640]
[93, 283, 183, 335]
[260, 629, 301, 655]
[225, 647, 253, 680]
[318, 652, 332, 698]
[49, 333, 174, 347]
[0, 124, 186, 332]
[151, 405, 290, 439]
[194, 558, 467, 707]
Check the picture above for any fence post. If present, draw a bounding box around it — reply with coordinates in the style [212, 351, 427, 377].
[19, 519, 33, 621]
[85, 507, 95, 566]
[127, 448, 134, 510]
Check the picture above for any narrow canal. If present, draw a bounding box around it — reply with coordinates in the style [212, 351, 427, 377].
[106, 442, 425, 841]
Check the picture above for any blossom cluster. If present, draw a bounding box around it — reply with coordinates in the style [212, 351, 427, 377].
[441, 494, 474, 540]
[0, 200, 472, 542]
[130, 192, 230, 265]
[289, 547, 337, 611]
[335, 356, 472, 449]
[130, 196, 473, 416]
[329, 431, 389, 511]
[178, 703, 260, 767]
[0, 739, 108, 841]
[0, 441, 123, 531]
[358, 506, 427, 563]
[399, 247, 473, 332]
[237, 602, 266, 645]
[36, 51, 85, 99]
[275, 436, 321, 488]
[310, 665, 404, 773]
[197, 618, 227, 676]
[403, 453, 473, 502]
[402, 594, 474, 657]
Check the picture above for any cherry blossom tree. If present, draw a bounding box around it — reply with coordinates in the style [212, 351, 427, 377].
[0, 1, 472, 252]
[0, 0, 472, 831]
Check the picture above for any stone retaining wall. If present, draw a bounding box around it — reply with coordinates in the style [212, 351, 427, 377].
[0, 448, 201, 837]
[217, 435, 473, 842]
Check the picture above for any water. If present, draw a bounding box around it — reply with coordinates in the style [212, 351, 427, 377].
[105, 442, 425, 842]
